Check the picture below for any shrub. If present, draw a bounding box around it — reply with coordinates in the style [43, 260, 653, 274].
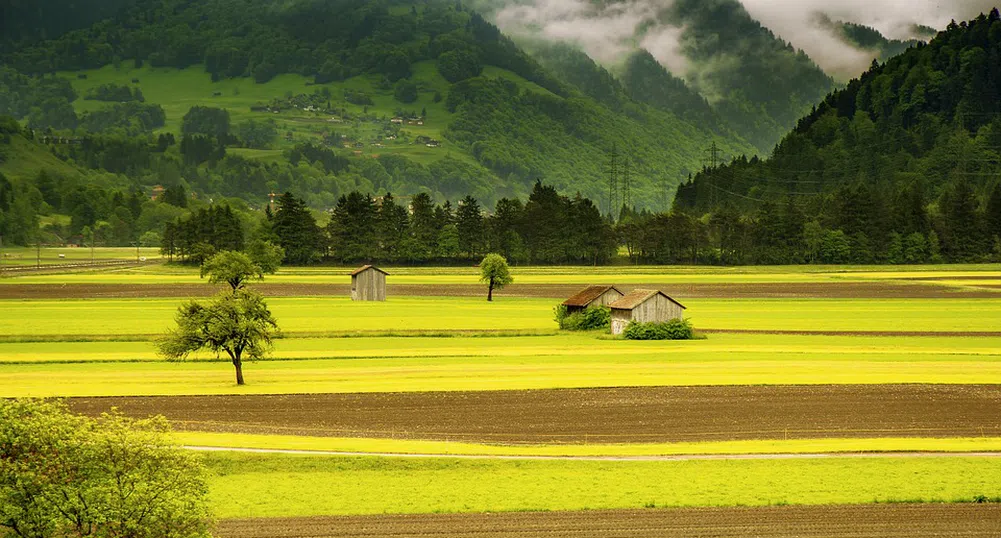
[554, 304, 611, 331]
[623, 318, 695, 340]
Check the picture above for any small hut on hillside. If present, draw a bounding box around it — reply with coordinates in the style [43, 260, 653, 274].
[562, 285, 625, 315]
[609, 289, 686, 335]
[351, 265, 388, 301]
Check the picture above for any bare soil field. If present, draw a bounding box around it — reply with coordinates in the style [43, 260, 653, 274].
[0, 281, 998, 299]
[215, 504, 1001, 538]
[69, 385, 1001, 443]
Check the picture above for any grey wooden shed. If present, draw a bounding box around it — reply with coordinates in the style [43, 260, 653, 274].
[351, 265, 388, 301]
[609, 289, 686, 335]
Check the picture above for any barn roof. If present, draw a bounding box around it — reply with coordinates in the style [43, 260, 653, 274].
[562, 285, 624, 307]
[610, 289, 686, 311]
[350, 265, 389, 276]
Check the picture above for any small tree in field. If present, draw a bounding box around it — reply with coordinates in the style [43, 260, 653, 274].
[156, 289, 279, 385]
[201, 250, 261, 290]
[479, 253, 513, 302]
[201, 246, 283, 291]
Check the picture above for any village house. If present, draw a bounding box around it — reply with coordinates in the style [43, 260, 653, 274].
[609, 289, 686, 335]
[561, 285, 625, 315]
[391, 117, 404, 124]
[351, 265, 388, 301]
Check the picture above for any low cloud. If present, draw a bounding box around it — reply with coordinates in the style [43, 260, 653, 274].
[482, 0, 997, 83]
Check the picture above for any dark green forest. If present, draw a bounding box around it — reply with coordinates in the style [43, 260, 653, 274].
[671, 10, 1001, 263]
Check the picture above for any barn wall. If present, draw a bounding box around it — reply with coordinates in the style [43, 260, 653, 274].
[630, 295, 682, 323]
[610, 309, 631, 335]
[597, 289, 625, 307]
[352, 270, 387, 301]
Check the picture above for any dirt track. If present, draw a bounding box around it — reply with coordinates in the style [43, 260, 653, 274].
[215, 504, 1001, 538]
[1, 281, 998, 299]
[69, 385, 1001, 443]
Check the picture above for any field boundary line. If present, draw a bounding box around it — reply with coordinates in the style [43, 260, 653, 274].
[182, 446, 1001, 461]
[701, 328, 1001, 337]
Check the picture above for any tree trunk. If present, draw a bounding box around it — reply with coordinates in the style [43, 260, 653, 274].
[487, 277, 494, 302]
[232, 352, 245, 385]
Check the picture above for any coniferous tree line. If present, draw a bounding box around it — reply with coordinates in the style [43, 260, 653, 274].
[264, 183, 618, 265]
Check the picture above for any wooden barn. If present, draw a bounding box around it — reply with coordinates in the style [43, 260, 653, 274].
[351, 265, 388, 301]
[562, 285, 625, 315]
[609, 289, 686, 335]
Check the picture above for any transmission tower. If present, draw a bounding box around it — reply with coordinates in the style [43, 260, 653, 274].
[621, 157, 632, 212]
[704, 141, 722, 209]
[607, 144, 619, 217]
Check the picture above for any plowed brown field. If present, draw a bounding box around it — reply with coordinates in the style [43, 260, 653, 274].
[69, 385, 1001, 443]
[215, 504, 1001, 538]
[1, 281, 996, 299]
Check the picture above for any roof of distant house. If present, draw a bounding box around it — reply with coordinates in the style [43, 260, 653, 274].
[610, 289, 686, 310]
[350, 265, 389, 276]
[562, 285, 623, 307]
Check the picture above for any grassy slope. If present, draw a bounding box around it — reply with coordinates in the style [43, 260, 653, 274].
[202, 452, 1001, 518]
[58, 60, 551, 169]
[0, 133, 86, 181]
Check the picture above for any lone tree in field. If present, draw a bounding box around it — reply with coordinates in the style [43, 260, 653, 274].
[0, 399, 211, 538]
[479, 253, 513, 302]
[156, 288, 279, 385]
[160, 247, 282, 385]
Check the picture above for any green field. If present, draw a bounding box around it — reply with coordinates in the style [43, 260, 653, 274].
[3, 264, 1000, 522]
[202, 453, 1001, 518]
[3, 296, 1001, 339]
[3, 261, 1000, 284]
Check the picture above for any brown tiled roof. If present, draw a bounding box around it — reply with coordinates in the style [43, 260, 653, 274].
[562, 285, 623, 307]
[350, 265, 389, 276]
[610, 289, 686, 310]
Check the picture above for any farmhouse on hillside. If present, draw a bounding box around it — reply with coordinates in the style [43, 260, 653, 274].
[351, 265, 388, 301]
[609, 289, 686, 335]
[562, 285, 625, 315]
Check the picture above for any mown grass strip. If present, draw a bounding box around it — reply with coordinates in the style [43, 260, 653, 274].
[5, 357, 1001, 397]
[176, 432, 1001, 457]
[201, 452, 1001, 518]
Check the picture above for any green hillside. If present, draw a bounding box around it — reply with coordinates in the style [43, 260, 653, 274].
[671, 10, 1001, 264]
[0, 0, 753, 212]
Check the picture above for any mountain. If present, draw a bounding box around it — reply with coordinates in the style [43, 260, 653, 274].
[817, 15, 923, 63]
[477, 0, 836, 154]
[0, 0, 753, 217]
[673, 9, 1001, 263]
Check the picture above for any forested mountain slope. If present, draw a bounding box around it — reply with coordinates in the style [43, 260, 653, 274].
[0, 0, 752, 215]
[673, 10, 1001, 263]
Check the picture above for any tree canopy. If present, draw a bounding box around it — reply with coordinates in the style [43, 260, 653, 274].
[479, 253, 513, 302]
[156, 289, 280, 385]
[0, 399, 211, 538]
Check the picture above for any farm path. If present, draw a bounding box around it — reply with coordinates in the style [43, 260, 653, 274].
[185, 445, 1001, 461]
[215, 504, 1001, 537]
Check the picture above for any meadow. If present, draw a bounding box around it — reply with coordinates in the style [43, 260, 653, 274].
[2, 262, 1000, 529]
[201, 453, 1001, 518]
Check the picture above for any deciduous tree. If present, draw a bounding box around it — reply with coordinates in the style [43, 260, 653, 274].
[479, 253, 513, 302]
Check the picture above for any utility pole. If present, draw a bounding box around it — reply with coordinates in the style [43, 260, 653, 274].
[36, 238, 41, 269]
[0, 234, 4, 269]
